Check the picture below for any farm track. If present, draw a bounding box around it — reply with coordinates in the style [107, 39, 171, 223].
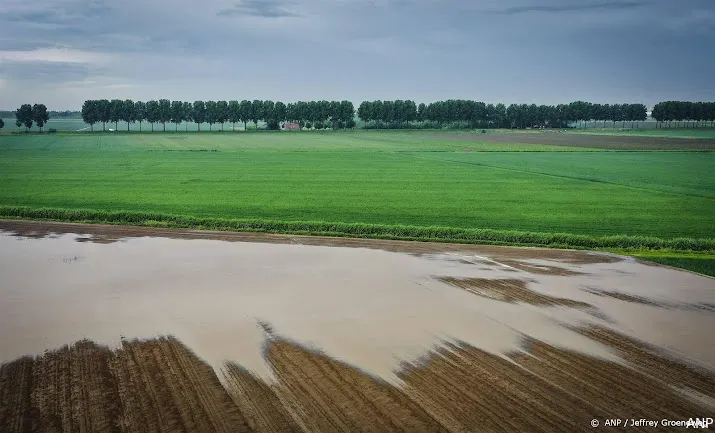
[2, 330, 713, 433]
[426, 132, 715, 150]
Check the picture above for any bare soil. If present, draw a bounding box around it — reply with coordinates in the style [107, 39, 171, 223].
[424, 132, 715, 150]
[439, 277, 592, 307]
[2, 332, 713, 433]
[0, 338, 249, 433]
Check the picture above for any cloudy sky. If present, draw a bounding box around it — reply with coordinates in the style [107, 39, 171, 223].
[0, 0, 713, 110]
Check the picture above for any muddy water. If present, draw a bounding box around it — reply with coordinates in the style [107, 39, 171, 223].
[1, 222, 714, 385]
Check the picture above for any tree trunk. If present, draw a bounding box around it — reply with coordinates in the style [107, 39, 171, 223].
[139, 121, 142, 132]
[115, 121, 118, 130]
[186, 122, 188, 132]
[163, 122, 166, 132]
[176, 123, 178, 132]
[127, 122, 130, 131]
[233, 122, 235, 131]
[103, 122, 106, 131]
[151, 123, 154, 132]
[244, 121, 247, 131]
[198, 123, 200, 132]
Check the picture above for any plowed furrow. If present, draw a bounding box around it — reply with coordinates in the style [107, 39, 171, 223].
[580, 326, 715, 398]
[0, 357, 35, 433]
[223, 362, 303, 433]
[161, 337, 250, 433]
[514, 341, 710, 426]
[401, 347, 569, 432]
[69, 340, 122, 432]
[267, 340, 443, 433]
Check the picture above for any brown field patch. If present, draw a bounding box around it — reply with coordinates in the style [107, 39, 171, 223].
[439, 277, 592, 307]
[423, 132, 715, 150]
[495, 258, 582, 275]
[0, 337, 250, 433]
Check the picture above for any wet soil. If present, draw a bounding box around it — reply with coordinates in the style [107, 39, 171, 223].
[423, 132, 715, 150]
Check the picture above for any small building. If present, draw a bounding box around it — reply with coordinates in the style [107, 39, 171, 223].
[283, 123, 300, 131]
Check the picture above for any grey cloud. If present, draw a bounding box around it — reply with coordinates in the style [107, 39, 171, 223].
[0, 0, 713, 109]
[0, 60, 101, 83]
[0, 0, 112, 25]
[490, 1, 649, 15]
[217, 0, 301, 18]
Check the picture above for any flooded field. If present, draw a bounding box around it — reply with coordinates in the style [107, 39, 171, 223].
[1, 220, 714, 432]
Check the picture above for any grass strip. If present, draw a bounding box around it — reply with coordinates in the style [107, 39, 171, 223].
[1, 205, 714, 253]
[632, 256, 715, 277]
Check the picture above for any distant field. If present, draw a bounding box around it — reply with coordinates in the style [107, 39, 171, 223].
[1, 131, 713, 249]
[6, 117, 714, 139]
[566, 128, 715, 139]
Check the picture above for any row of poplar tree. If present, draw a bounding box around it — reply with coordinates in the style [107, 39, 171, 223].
[6, 99, 715, 132]
[358, 100, 649, 129]
[78, 99, 652, 131]
[650, 101, 715, 127]
[80, 99, 357, 131]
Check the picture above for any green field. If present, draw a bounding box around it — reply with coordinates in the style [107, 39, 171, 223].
[632, 254, 715, 277]
[1, 131, 714, 256]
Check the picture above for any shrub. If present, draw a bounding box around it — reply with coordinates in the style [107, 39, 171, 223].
[314, 122, 324, 130]
[266, 119, 280, 130]
[346, 119, 356, 129]
[305, 122, 312, 129]
[48, 128, 58, 133]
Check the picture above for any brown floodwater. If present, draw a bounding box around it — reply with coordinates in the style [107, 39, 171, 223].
[1, 220, 714, 383]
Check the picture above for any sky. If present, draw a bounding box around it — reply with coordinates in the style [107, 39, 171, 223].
[0, 0, 714, 110]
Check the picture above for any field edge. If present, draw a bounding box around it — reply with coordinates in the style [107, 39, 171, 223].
[1, 205, 713, 254]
